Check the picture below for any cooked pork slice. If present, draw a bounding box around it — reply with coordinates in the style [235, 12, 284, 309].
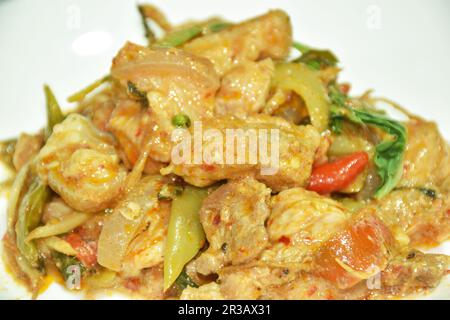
[107, 99, 166, 174]
[379, 250, 449, 296]
[36, 114, 127, 213]
[193, 178, 271, 275]
[367, 188, 450, 247]
[180, 282, 225, 300]
[261, 188, 349, 267]
[110, 42, 220, 163]
[183, 10, 292, 75]
[217, 266, 296, 300]
[216, 59, 274, 117]
[12, 133, 43, 171]
[399, 120, 450, 191]
[166, 115, 320, 192]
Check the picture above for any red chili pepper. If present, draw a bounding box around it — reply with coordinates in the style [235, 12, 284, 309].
[65, 232, 97, 268]
[307, 151, 369, 194]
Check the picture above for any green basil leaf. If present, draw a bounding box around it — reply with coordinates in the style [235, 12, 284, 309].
[175, 270, 198, 290]
[328, 86, 407, 198]
[352, 109, 407, 198]
[293, 41, 338, 69]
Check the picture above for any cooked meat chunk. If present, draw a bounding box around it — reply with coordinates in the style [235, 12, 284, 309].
[203, 189, 394, 297]
[111, 42, 220, 162]
[261, 272, 370, 300]
[183, 10, 292, 75]
[193, 178, 271, 275]
[261, 188, 349, 267]
[180, 282, 225, 300]
[266, 252, 449, 299]
[80, 88, 117, 132]
[13, 133, 43, 171]
[36, 114, 127, 213]
[217, 266, 296, 299]
[399, 120, 450, 190]
[367, 188, 450, 247]
[122, 266, 165, 299]
[41, 197, 74, 224]
[379, 250, 449, 296]
[216, 59, 274, 117]
[107, 99, 165, 174]
[165, 115, 320, 192]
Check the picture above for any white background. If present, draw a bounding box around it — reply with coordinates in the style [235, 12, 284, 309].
[0, 0, 448, 299]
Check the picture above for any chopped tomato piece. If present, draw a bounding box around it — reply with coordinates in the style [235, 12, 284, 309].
[313, 213, 393, 289]
[65, 232, 98, 268]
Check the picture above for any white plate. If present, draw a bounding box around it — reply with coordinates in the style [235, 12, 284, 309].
[0, 0, 448, 300]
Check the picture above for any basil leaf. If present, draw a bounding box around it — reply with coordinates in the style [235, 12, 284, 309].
[293, 41, 338, 70]
[52, 252, 85, 281]
[126, 81, 148, 108]
[292, 41, 310, 54]
[351, 109, 406, 198]
[175, 270, 198, 290]
[329, 86, 407, 198]
[296, 50, 338, 69]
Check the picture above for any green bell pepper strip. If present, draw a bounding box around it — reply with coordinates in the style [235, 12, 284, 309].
[15, 177, 51, 267]
[44, 85, 64, 139]
[164, 186, 208, 290]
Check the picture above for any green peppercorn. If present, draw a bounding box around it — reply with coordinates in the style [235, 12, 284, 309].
[172, 113, 191, 128]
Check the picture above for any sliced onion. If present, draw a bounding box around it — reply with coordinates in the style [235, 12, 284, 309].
[97, 176, 162, 271]
[26, 212, 90, 242]
[41, 236, 78, 256]
[272, 63, 330, 132]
